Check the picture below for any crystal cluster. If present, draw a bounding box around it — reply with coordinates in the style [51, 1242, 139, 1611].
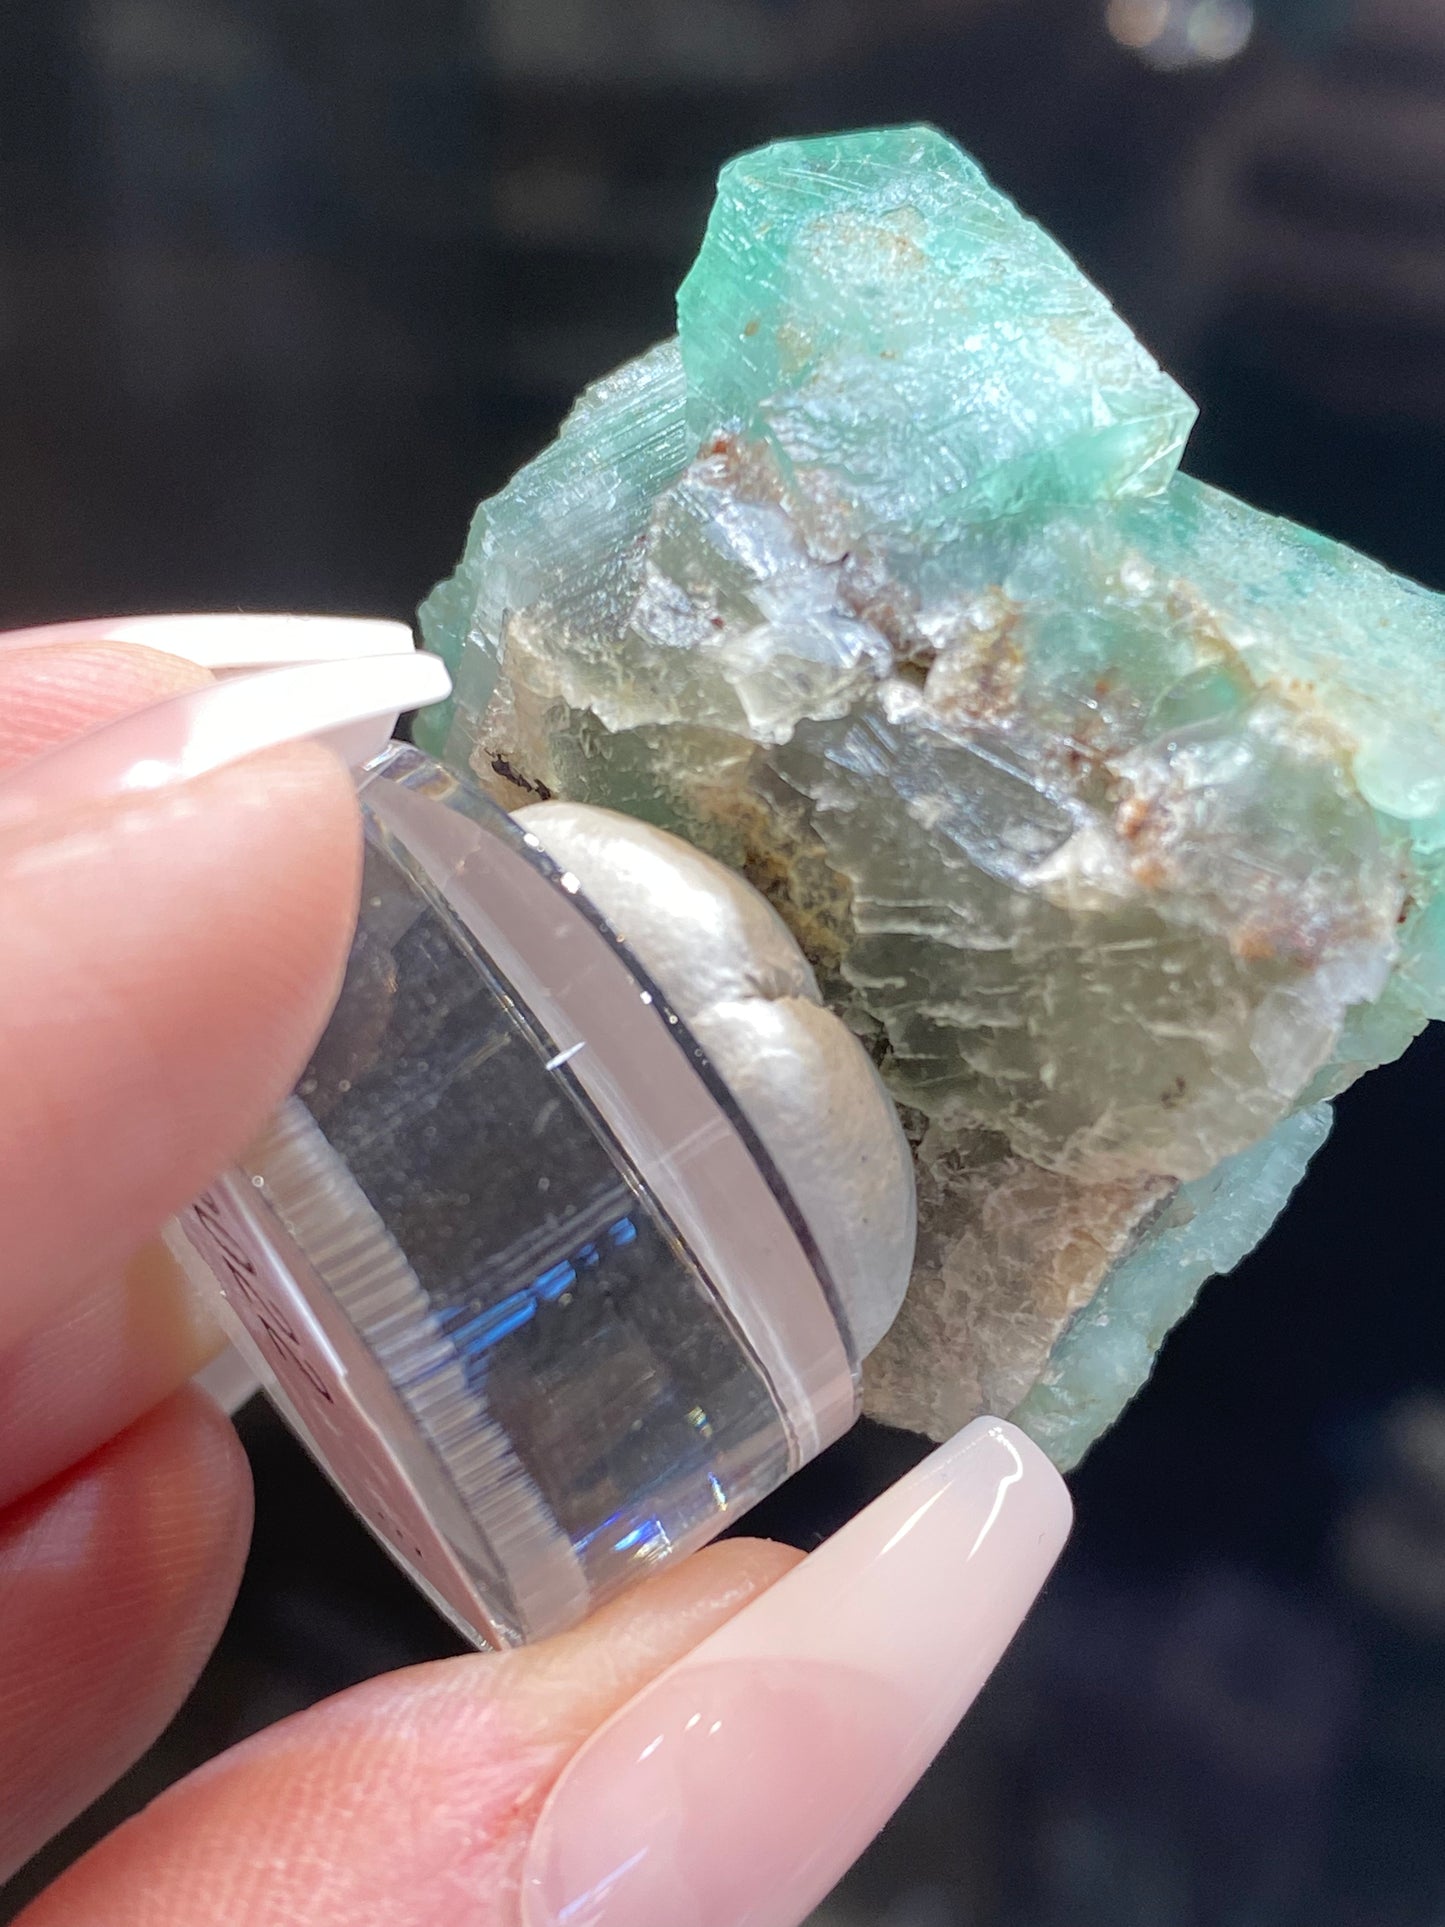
[418, 127, 1445, 1467]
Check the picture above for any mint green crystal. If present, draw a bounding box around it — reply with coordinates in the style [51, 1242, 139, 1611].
[677, 127, 1196, 535]
[419, 127, 1445, 1468]
[1011, 1104, 1333, 1462]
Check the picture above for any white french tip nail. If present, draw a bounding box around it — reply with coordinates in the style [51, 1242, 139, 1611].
[1, 613, 418, 672]
[0, 653, 452, 827]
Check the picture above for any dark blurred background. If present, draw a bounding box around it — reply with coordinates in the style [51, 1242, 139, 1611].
[4, 1, 1445, 1921]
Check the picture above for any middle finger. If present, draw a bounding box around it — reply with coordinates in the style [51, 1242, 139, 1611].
[0, 1242, 226, 1513]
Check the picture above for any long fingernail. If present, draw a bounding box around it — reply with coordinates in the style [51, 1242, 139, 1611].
[522, 1418, 1070, 1927]
[0, 613, 415, 668]
[0, 653, 451, 827]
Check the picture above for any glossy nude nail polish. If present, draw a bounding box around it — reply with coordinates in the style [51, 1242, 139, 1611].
[522, 1418, 1071, 1927]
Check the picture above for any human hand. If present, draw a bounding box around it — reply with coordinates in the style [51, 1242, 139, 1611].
[0, 616, 1070, 1927]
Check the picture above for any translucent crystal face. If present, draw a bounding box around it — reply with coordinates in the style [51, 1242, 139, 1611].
[418, 127, 1445, 1467]
[677, 127, 1197, 536]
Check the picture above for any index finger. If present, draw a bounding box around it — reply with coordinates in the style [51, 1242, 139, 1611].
[0, 637, 211, 770]
[0, 654, 362, 1348]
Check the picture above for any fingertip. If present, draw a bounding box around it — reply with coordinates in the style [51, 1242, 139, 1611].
[155, 1384, 256, 1603]
[0, 1240, 230, 1511]
[501, 1537, 807, 1723]
[13, 1539, 801, 1927]
[205, 737, 363, 1008]
[520, 1423, 1068, 1927]
[0, 1390, 253, 1883]
[0, 642, 212, 773]
[203, 738, 363, 1103]
[0, 740, 362, 1340]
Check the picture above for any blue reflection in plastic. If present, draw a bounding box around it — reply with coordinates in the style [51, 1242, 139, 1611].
[428, 1215, 643, 1376]
[574, 1505, 670, 1561]
[536, 1260, 575, 1301]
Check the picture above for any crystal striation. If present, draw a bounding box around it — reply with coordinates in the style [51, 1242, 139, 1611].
[418, 127, 1445, 1468]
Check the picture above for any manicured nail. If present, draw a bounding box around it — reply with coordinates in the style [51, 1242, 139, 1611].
[0, 613, 415, 668]
[522, 1417, 1070, 1927]
[193, 1343, 264, 1417]
[0, 653, 451, 827]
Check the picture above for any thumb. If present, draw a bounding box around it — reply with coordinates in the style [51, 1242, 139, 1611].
[19, 1422, 1068, 1927]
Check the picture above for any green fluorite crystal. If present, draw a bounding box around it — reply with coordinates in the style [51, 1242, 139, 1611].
[418, 127, 1445, 1468]
[677, 126, 1195, 531]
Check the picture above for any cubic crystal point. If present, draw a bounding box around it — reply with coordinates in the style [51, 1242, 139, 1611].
[677, 125, 1197, 545]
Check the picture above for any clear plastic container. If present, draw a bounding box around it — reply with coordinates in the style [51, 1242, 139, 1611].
[171, 744, 859, 1648]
